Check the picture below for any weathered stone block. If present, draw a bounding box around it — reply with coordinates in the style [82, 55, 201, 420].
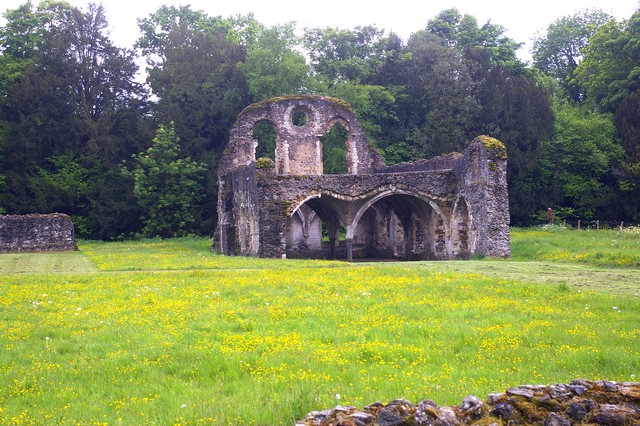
[0, 213, 77, 253]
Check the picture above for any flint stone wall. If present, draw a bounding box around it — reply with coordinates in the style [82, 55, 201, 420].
[297, 380, 640, 426]
[0, 214, 77, 253]
[216, 96, 510, 260]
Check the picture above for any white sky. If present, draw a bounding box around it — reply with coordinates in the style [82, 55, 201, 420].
[2, 0, 639, 61]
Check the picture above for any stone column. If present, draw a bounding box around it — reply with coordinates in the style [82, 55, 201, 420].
[346, 238, 353, 262]
[328, 219, 338, 260]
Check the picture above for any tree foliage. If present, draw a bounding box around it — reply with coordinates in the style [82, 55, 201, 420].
[242, 23, 310, 101]
[540, 104, 623, 219]
[2, 2, 639, 235]
[0, 1, 151, 237]
[532, 9, 612, 102]
[131, 123, 206, 238]
[574, 13, 640, 112]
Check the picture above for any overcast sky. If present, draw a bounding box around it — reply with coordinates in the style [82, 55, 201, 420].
[2, 0, 639, 61]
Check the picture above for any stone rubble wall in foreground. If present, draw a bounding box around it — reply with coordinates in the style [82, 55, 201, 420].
[297, 380, 640, 425]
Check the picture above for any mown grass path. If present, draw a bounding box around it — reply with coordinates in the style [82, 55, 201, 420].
[407, 260, 640, 298]
[0, 251, 98, 274]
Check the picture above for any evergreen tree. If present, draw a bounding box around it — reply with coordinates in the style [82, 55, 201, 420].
[131, 123, 206, 238]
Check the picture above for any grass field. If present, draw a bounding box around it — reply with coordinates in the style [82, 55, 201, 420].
[0, 228, 638, 425]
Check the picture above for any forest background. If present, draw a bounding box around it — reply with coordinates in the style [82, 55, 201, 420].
[1, 1, 639, 239]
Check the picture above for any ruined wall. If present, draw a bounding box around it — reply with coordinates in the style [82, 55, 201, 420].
[217, 165, 260, 256]
[218, 95, 386, 178]
[297, 380, 640, 426]
[0, 214, 77, 253]
[216, 96, 510, 261]
[251, 163, 457, 259]
[455, 136, 510, 257]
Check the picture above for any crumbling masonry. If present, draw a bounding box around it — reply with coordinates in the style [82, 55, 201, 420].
[215, 95, 510, 260]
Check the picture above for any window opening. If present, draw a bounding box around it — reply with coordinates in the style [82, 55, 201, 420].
[252, 119, 276, 160]
[321, 124, 348, 174]
[291, 110, 308, 126]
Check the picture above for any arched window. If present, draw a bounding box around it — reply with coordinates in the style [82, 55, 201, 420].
[252, 119, 276, 160]
[321, 124, 348, 174]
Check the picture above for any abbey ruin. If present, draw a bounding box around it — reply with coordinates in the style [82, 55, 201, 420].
[215, 95, 510, 261]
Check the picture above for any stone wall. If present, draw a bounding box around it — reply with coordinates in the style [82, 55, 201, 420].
[0, 214, 77, 253]
[297, 380, 640, 425]
[216, 96, 510, 261]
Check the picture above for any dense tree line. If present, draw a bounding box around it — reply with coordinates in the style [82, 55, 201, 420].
[1, 1, 638, 239]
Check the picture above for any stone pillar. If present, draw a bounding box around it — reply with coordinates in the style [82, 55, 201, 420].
[328, 219, 338, 260]
[346, 238, 353, 262]
[329, 237, 336, 259]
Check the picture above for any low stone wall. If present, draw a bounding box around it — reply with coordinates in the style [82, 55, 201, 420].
[0, 214, 77, 253]
[297, 380, 640, 425]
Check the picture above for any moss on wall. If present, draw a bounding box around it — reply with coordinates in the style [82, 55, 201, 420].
[477, 135, 507, 160]
[239, 95, 352, 116]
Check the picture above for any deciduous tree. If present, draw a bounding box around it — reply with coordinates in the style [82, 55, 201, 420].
[532, 9, 612, 102]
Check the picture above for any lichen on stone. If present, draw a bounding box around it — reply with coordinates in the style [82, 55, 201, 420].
[477, 135, 507, 160]
[255, 157, 274, 169]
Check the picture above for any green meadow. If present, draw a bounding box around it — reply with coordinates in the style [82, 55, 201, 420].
[0, 228, 638, 425]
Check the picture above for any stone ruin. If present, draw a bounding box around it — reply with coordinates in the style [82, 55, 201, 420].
[215, 95, 510, 260]
[296, 380, 640, 426]
[0, 213, 77, 253]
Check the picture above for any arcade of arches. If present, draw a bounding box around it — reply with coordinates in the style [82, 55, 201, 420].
[216, 95, 510, 260]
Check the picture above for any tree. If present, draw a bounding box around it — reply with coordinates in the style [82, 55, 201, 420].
[0, 1, 151, 237]
[574, 12, 640, 112]
[241, 23, 310, 101]
[131, 123, 206, 238]
[138, 5, 251, 233]
[573, 11, 640, 221]
[303, 25, 388, 83]
[404, 30, 479, 157]
[540, 104, 623, 220]
[427, 8, 522, 66]
[532, 9, 612, 102]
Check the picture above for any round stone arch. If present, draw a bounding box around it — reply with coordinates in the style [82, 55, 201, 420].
[285, 191, 351, 259]
[350, 188, 447, 232]
[350, 188, 448, 260]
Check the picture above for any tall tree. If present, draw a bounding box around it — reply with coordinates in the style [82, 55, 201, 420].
[137, 5, 251, 233]
[404, 30, 479, 157]
[532, 9, 612, 102]
[0, 1, 150, 237]
[574, 11, 640, 221]
[303, 25, 388, 84]
[574, 12, 640, 112]
[427, 8, 522, 66]
[241, 23, 310, 101]
[540, 104, 623, 220]
[424, 8, 554, 224]
[131, 123, 206, 238]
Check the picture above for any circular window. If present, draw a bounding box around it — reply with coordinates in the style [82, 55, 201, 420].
[291, 110, 308, 126]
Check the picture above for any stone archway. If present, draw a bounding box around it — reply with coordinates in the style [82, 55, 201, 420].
[285, 193, 350, 259]
[350, 190, 448, 260]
